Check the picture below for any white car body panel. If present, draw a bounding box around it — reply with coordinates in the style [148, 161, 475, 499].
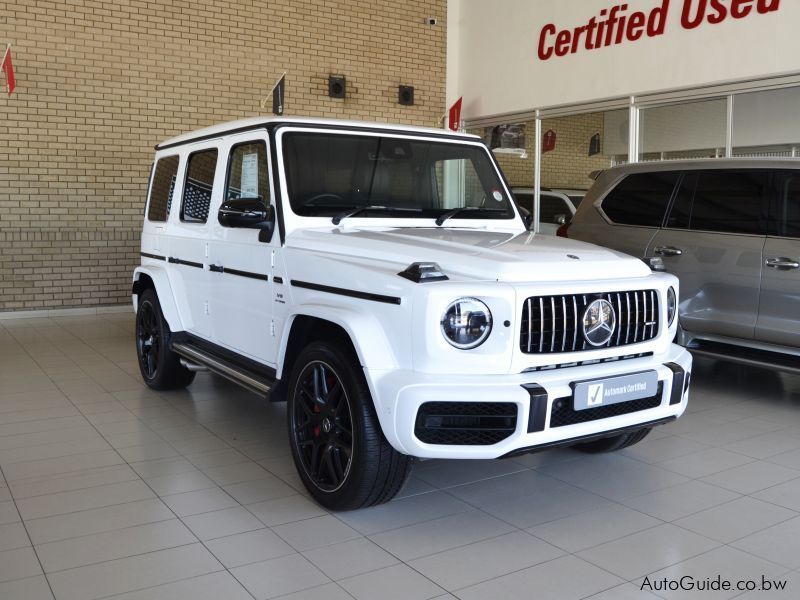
[135, 117, 691, 460]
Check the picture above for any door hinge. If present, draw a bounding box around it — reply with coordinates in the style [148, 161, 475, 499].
[270, 320, 275, 336]
[271, 251, 275, 269]
[204, 301, 210, 315]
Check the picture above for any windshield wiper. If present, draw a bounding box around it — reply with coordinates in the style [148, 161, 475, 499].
[435, 206, 506, 226]
[331, 205, 422, 225]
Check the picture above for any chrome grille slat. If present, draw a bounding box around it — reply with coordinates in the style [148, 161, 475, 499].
[572, 296, 578, 352]
[526, 298, 532, 353]
[538, 297, 544, 353]
[520, 290, 660, 355]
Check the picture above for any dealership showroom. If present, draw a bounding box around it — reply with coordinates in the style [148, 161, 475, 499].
[5, 0, 800, 599]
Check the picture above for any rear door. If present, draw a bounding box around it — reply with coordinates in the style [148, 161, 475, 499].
[755, 170, 800, 347]
[650, 169, 773, 340]
[584, 170, 679, 257]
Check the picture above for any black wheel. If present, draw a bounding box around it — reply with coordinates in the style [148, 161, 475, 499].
[572, 427, 652, 453]
[287, 340, 412, 510]
[135, 289, 195, 390]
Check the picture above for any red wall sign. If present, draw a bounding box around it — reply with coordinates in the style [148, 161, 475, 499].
[1, 45, 15, 97]
[537, 0, 781, 61]
[543, 129, 557, 153]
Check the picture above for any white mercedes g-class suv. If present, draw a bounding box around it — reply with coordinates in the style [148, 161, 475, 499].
[133, 117, 692, 510]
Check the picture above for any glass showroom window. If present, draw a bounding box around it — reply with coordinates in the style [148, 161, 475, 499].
[638, 98, 727, 162]
[733, 86, 800, 158]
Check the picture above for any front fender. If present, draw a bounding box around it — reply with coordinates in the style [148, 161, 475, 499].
[132, 266, 183, 333]
[277, 304, 401, 378]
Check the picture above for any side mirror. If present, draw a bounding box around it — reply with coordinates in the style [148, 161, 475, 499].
[554, 213, 567, 225]
[517, 205, 534, 230]
[219, 198, 275, 237]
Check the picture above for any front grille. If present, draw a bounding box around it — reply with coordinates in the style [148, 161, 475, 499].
[520, 290, 659, 354]
[549, 382, 664, 428]
[415, 402, 517, 445]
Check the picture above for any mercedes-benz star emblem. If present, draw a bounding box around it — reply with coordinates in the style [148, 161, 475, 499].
[582, 299, 616, 347]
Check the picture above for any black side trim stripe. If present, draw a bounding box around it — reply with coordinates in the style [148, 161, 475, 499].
[291, 280, 401, 305]
[220, 267, 269, 281]
[140, 252, 166, 261]
[167, 257, 204, 269]
[273, 276, 283, 284]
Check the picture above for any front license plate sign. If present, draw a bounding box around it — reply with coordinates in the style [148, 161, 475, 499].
[573, 371, 659, 411]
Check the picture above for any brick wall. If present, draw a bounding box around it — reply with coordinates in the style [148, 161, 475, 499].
[0, 0, 446, 311]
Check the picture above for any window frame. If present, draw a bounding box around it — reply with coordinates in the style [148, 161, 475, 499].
[146, 154, 181, 223]
[223, 139, 271, 208]
[180, 147, 220, 224]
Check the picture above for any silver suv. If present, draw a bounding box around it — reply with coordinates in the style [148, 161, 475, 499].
[566, 159, 800, 363]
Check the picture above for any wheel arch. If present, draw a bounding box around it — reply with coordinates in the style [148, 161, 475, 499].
[269, 307, 399, 403]
[132, 266, 182, 332]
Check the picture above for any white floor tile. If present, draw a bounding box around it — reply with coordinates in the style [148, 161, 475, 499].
[231, 553, 330, 600]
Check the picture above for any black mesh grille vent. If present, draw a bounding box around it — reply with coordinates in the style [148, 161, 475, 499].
[415, 402, 517, 445]
[550, 382, 664, 428]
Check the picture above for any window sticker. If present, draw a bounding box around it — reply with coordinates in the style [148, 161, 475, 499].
[492, 189, 504, 202]
[240, 153, 259, 198]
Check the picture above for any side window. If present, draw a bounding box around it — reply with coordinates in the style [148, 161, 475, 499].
[514, 192, 534, 213]
[540, 194, 569, 225]
[181, 149, 218, 223]
[225, 141, 270, 202]
[669, 170, 774, 235]
[601, 172, 679, 227]
[147, 155, 179, 222]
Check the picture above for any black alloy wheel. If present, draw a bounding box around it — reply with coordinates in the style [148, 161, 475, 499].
[291, 360, 354, 492]
[136, 299, 161, 380]
[134, 289, 195, 390]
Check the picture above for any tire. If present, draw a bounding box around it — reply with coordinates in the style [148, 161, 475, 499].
[572, 427, 652, 453]
[287, 340, 412, 511]
[135, 289, 195, 390]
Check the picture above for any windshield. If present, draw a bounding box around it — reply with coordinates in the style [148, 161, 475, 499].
[282, 132, 516, 221]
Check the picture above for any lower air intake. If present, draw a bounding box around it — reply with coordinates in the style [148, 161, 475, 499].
[549, 382, 664, 428]
[415, 402, 517, 445]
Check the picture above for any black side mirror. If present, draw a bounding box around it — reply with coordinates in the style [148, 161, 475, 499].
[554, 213, 567, 225]
[517, 204, 533, 229]
[218, 198, 275, 241]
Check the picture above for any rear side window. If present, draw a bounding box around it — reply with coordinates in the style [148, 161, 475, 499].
[601, 172, 679, 227]
[147, 155, 179, 222]
[181, 149, 218, 223]
[226, 142, 270, 202]
[668, 170, 774, 235]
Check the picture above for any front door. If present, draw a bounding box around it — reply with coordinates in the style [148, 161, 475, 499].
[755, 170, 800, 347]
[649, 170, 773, 340]
[207, 132, 277, 365]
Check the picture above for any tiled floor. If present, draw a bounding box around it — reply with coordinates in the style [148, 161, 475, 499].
[1, 313, 799, 599]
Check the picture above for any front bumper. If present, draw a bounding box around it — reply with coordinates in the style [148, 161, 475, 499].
[368, 343, 692, 459]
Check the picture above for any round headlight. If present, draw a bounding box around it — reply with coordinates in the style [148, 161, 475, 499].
[667, 286, 677, 326]
[441, 297, 492, 349]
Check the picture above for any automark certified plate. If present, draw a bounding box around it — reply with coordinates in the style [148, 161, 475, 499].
[573, 371, 659, 411]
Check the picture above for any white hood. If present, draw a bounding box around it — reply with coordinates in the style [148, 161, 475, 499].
[285, 227, 651, 282]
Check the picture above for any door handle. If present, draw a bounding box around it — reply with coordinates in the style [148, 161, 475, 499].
[765, 257, 800, 270]
[654, 246, 683, 257]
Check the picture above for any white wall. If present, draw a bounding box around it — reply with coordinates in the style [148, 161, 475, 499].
[450, 0, 800, 120]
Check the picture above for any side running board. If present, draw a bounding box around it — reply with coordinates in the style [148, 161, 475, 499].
[171, 341, 275, 396]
